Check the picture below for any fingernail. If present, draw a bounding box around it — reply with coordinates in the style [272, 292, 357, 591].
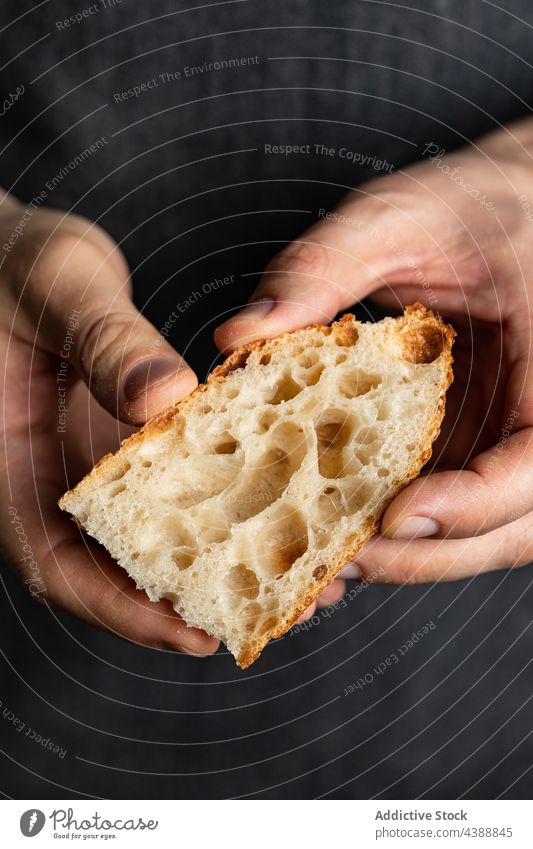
[388, 516, 440, 540]
[179, 647, 210, 658]
[235, 297, 275, 320]
[123, 358, 181, 402]
[338, 563, 363, 580]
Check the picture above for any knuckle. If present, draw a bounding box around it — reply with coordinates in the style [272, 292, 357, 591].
[266, 240, 330, 281]
[391, 556, 426, 585]
[506, 512, 533, 567]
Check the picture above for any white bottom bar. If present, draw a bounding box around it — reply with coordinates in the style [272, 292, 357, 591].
[2, 800, 531, 848]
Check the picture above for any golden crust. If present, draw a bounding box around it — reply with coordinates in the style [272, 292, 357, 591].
[59, 304, 455, 669]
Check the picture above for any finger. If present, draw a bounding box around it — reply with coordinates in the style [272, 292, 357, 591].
[354, 512, 533, 584]
[316, 579, 346, 607]
[296, 602, 317, 623]
[24, 233, 197, 424]
[214, 203, 400, 352]
[383, 384, 532, 541]
[61, 382, 137, 482]
[41, 537, 219, 656]
[382, 348, 533, 542]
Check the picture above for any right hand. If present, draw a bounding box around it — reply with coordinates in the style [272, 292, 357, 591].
[0, 195, 220, 657]
[215, 120, 533, 590]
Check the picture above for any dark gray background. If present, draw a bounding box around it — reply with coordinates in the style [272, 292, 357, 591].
[0, 0, 532, 799]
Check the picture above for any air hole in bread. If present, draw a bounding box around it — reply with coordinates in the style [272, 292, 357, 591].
[317, 486, 343, 523]
[221, 350, 251, 374]
[378, 468, 390, 477]
[338, 370, 381, 399]
[298, 352, 318, 369]
[354, 448, 372, 465]
[259, 353, 271, 366]
[205, 429, 239, 455]
[107, 462, 131, 483]
[312, 565, 327, 580]
[302, 363, 325, 386]
[214, 438, 238, 455]
[109, 482, 127, 497]
[316, 412, 353, 478]
[142, 460, 153, 468]
[257, 409, 277, 434]
[223, 424, 306, 524]
[268, 373, 303, 405]
[171, 549, 196, 571]
[257, 508, 308, 579]
[226, 563, 259, 600]
[271, 419, 307, 458]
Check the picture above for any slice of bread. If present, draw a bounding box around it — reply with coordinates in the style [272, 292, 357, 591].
[59, 304, 455, 668]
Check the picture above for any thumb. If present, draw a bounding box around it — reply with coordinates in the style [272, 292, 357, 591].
[36, 234, 197, 424]
[214, 204, 398, 353]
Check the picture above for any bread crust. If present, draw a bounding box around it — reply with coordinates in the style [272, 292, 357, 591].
[59, 304, 455, 669]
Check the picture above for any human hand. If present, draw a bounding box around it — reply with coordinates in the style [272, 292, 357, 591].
[0, 196, 219, 656]
[216, 118, 533, 597]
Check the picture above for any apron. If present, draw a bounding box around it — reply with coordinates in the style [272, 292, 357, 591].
[1, 0, 532, 798]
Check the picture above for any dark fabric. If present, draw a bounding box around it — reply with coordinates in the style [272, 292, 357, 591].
[1, 0, 532, 798]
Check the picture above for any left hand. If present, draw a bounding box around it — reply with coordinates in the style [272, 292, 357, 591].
[0, 202, 218, 656]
